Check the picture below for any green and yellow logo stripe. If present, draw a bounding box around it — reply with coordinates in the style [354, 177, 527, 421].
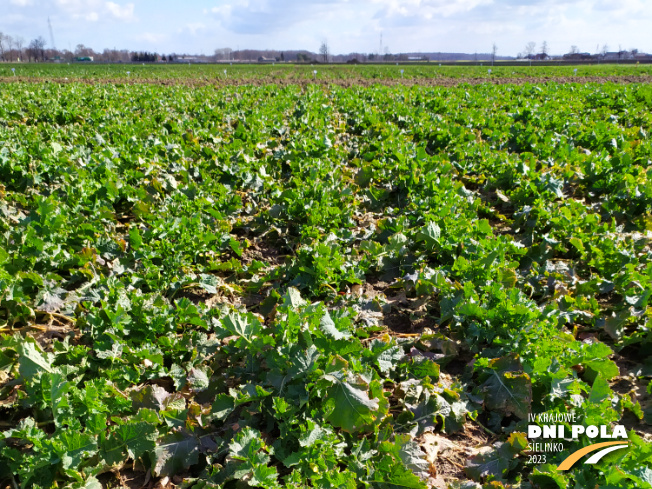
[557, 441, 629, 470]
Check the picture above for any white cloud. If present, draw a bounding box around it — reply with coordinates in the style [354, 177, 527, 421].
[106, 2, 135, 21]
[179, 23, 207, 36]
[371, 0, 492, 19]
[135, 32, 167, 44]
[208, 0, 344, 34]
[9, 0, 34, 6]
[55, 0, 101, 15]
[54, 0, 135, 22]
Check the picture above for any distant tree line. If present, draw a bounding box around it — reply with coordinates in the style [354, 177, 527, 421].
[7, 29, 647, 65]
[0, 33, 54, 62]
[0, 31, 26, 61]
[0, 30, 181, 63]
[131, 52, 159, 63]
[0, 29, 514, 64]
[515, 41, 648, 61]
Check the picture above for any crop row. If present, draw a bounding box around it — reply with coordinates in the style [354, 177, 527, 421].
[1, 63, 652, 82]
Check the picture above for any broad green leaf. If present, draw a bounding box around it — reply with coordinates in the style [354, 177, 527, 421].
[497, 268, 517, 289]
[218, 313, 261, 341]
[130, 385, 185, 412]
[569, 236, 584, 253]
[73, 476, 103, 489]
[466, 433, 527, 481]
[408, 356, 440, 380]
[417, 221, 441, 248]
[35, 281, 67, 313]
[320, 310, 350, 340]
[151, 431, 201, 477]
[44, 371, 70, 428]
[371, 341, 404, 373]
[373, 454, 427, 488]
[129, 227, 143, 250]
[187, 367, 210, 393]
[480, 355, 531, 419]
[228, 427, 278, 486]
[287, 345, 320, 378]
[528, 464, 568, 489]
[211, 394, 236, 421]
[299, 420, 328, 448]
[283, 287, 307, 308]
[101, 422, 157, 465]
[199, 274, 219, 294]
[56, 431, 98, 470]
[17, 340, 52, 379]
[323, 372, 380, 432]
[407, 392, 470, 435]
[250, 464, 279, 487]
[588, 375, 611, 403]
[394, 433, 430, 479]
[229, 427, 265, 460]
[574, 342, 619, 381]
[465, 446, 510, 482]
[355, 166, 373, 187]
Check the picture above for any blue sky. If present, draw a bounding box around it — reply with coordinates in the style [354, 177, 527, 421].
[2, 0, 651, 56]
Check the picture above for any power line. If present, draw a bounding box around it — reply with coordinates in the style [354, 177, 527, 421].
[48, 17, 57, 51]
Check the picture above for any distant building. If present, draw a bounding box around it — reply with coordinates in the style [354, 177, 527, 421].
[603, 52, 628, 60]
[258, 57, 276, 63]
[524, 53, 549, 60]
[74, 56, 94, 62]
[600, 51, 636, 61]
[563, 52, 593, 61]
[174, 56, 209, 63]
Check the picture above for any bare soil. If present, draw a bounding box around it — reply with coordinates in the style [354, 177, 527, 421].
[2, 75, 652, 88]
[422, 422, 493, 488]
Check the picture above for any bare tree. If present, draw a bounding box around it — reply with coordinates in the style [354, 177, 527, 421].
[14, 36, 24, 61]
[541, 41, 548, 56]
[0, 33, 14, 61]
[601, 44, 609, 56]
[570, 45, 579, 54]
[102, 48, 124, 63]
[7, 35, 16, 61]
[491, 42, 497, 65]
[319, 40, 329, 63]
[524, 41, 536, 58]
[75, 44, 94, 57]
[214, 47, 233, 61]
[28, 36, 47, 61]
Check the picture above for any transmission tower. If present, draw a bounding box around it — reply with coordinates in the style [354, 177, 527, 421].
[48, 17, 57, 51]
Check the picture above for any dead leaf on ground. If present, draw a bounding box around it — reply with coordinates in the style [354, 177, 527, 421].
[420, 423, 491, 489]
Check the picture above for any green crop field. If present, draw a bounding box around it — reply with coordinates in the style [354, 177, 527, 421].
[2, 62, 652, 83]
[1, 69, 652, 489]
